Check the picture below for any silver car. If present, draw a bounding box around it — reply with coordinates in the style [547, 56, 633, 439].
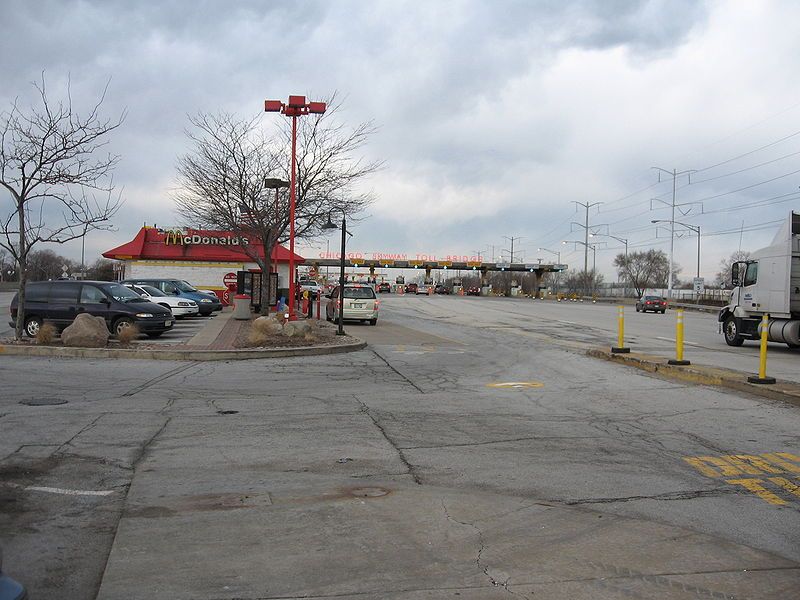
[326, 284, 379, 325]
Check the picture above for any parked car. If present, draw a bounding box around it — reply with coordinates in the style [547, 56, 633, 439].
[121, 278, 221, 315]
[123, 283, 199, 318]
[466, 286, 481, 296]
[9, 280, 174, 338]
[0, 547, 27, 600]
[434, 285, 450, 295]
[405, 283, 418, 294]
[636, 295, 667, 313]
[377, 282, 392, 293]
[326, 284, 379, 325]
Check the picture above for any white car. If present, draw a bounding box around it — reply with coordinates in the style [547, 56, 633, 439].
[299, 280, 324, 297]
[326, 284, 379, 325]
[124, 283, 199, 318]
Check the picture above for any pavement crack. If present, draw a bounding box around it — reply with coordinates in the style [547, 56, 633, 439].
[440, 500, 525, 597]
[369, 348, 425, 393]
[564, 487, 739, 505]
[131, 417, 171, 471]
[54, 412, 107, 454]
[354, 396, 422, 485]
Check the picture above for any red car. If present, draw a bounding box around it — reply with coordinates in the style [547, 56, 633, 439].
[405, 283, 418, 293]
[378, 282, 391, 293]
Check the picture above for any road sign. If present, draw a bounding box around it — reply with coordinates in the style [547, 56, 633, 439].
[223, 272, 237, 287]
[693, 277, 705, 294]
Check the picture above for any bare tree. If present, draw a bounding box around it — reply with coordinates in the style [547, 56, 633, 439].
[614, 249, 679, 297]
[715, 250, 751, 288]
[174, 95, 380, 314]
[0, 76, 124, 338]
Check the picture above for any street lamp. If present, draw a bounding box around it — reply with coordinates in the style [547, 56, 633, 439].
[322, 210, 351, 336]
[264, 95, 327, 320]
[537, 247, 561, 264]
[263, 178, 290, 301]
[589, 233, 628, 256]
[652, 219, 701, 279]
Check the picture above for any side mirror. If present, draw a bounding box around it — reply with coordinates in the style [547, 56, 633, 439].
[731, 262, 741, 287]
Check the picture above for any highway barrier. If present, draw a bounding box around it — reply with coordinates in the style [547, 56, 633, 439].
[748, 314, 777, 384]
[611, 305, 630, 354]
[668, 309, 691, 366]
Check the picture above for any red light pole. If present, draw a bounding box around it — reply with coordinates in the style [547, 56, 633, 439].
[264, 95, 327, 320]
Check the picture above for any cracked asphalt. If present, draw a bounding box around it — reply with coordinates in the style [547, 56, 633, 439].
[1, 294, 799, 599]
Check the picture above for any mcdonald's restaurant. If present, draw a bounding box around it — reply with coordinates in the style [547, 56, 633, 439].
[103, 226, 304, 306]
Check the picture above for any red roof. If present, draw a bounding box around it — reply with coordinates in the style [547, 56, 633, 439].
[103, 227, 305, 263]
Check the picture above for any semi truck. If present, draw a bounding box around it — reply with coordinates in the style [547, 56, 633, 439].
[719, 211, 800, 347]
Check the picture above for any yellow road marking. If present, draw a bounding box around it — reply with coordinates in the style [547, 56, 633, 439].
[726, 479, 787, 506]
[767, 477, 800, 499]
[730, 455, 784, 474]
[683, 456, 742, 477]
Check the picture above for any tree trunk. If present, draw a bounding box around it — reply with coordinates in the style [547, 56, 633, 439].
[14, 205, 26, 340]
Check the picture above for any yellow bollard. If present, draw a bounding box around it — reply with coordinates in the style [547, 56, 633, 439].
[611, 305, 630, 354]
[668, 309, 691, 365]
[748, 314, 776, 384]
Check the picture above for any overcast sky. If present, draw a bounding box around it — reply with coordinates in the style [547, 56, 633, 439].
[3, 0, 800, 283]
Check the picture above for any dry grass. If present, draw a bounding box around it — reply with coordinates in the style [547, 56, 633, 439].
[36, 322, 57, 345]
[117, 324, 140, 345]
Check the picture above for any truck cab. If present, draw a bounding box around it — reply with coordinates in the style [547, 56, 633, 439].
[719, 212, 800, 347]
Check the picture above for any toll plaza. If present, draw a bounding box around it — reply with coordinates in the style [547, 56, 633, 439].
[309, 255, 568, 296]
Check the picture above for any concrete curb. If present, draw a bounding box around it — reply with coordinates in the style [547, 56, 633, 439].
[0, 338, 367, 361]
[587, 347, 800, 407]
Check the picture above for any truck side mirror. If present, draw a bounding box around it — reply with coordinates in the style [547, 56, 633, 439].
[731, 262, 741, 286]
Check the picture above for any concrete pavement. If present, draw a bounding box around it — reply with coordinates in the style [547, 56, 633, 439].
[1, 294, 799, 599]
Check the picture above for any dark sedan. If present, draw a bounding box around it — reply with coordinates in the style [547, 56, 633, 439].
[434, 285, 450, 295]
[377, 282, 392, 293]
[466, 286, 481, 296]
[635, 295, 667, 313]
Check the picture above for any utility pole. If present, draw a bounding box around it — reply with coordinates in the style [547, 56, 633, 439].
[651, 167, 697, 299]
[570, 201, 603, 294]
[502, 236, 523, 263]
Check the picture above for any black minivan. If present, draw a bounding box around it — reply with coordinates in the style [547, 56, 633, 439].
[9, 280, 174, 338]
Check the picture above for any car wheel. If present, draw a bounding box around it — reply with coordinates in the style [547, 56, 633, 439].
[24, 316, 42, 337]
[723, 316, 744, 346]
[113, 317, 135, 337]
[661, 309, 666, 314]
[369, 319, 377, 326]
[635, 305, 640, 312]
[146, 331, 164, 338]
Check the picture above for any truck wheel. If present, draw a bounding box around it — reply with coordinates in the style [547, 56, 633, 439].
[787, 343, 800, 349]
[723, 316, 744, 346]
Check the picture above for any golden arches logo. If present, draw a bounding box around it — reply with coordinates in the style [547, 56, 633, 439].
[163, 230, 185, 245]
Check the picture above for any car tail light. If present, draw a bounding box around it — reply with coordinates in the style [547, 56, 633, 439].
[375, 300, 380, 309]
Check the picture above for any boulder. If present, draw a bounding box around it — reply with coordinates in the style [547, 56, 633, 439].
[283, 320, 311, 337]
[253, 316, 283, 336]
[61, 314, 109, 348]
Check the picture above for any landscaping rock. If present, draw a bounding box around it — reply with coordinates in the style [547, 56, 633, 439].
[253, 316, 283, 335]
[283, 320, 311, 337]
[61, 314, 109, 348]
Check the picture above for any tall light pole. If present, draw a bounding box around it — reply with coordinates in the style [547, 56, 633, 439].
[322, 210, 351, 336]
[263, 177, 290, 301]
[570, 201, 604, 293]
[651, 167, 696, 299]
[652, 219, 701, 279]
[265, 96, 327, 320]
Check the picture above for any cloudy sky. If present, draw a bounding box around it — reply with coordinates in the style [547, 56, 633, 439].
[3, 0, 800, 283]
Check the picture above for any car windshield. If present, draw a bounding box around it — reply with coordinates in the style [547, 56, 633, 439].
[344, 287, 375, 299]
[142, 285, 167, 297]
[107, 284, 147, 303]
[644, 296, 662, 301]
[176, 281, 198, 293]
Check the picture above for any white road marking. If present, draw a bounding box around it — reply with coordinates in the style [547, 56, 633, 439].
[655, 336, 700, 346]
[25, 485, 114, 497]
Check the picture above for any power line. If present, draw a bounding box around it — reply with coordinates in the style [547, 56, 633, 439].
[694, 128, 800, 173]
